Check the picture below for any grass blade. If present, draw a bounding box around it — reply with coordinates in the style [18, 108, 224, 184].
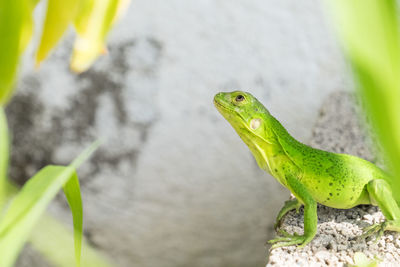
[0, 166, 76, 267]
[0, 140, 100, 266]
[70, 139, 101, 169]
[63, 172, 83, 267]
[2, 180, 112, 267]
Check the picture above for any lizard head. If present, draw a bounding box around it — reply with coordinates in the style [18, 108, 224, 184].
[214, 91, 275, 144]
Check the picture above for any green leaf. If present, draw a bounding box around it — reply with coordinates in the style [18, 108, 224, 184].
[2, 180, 112, 267]
[35, 0, 81, 66]
[71, 0, 125, 72]
[63, 172, 83, 267]
[20, 0, 40, 53]
[327, 0, 400, 202]
[0, 0, 39, 105]
[0, 166, 77, 267]
[71, 139, 101, 169]
[0, 108, 9, 207]
[0, 0, 24, 105]
[30, 214, 113, 267]
[0, 141, 99, 267]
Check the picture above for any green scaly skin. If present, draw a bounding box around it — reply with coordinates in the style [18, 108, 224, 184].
[214, 91, 400, 249]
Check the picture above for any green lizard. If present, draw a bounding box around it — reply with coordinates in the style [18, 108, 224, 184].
[214, 90, 400, 248]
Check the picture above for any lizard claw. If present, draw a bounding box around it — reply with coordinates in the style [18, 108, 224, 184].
[268, 230, 309, 249]
[361, 222, 386, 242]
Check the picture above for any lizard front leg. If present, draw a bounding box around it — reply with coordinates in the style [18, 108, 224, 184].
[269, 173, 317, 249]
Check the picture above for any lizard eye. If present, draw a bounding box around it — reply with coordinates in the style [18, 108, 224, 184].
[235, 95, 245, 102]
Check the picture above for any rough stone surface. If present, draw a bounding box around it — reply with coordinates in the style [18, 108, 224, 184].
[267, 92, 400, 267]
[9, 1, 349, 267]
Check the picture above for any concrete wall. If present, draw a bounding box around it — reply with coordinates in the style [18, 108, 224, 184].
[10, 1, 350, 266]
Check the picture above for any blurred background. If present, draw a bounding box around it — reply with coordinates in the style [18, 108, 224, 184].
[8, 0, 353, 266]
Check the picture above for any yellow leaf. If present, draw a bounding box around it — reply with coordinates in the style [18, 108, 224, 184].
[113, 0, 131, 24]
[71, 0, 130, 73]
[35, 0, 81, 66]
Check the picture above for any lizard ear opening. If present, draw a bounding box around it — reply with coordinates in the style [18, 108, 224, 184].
[250, 118, 261, 130]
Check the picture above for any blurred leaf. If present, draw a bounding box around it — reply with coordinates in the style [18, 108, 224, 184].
[19, 0, 40, 53]
[0, 108, 8, 207]
[31, 214, 113, 267]
[0, 166, 77, 267]
[0, 181, 17, 211]
[19, 11, 34, 53]
[2, 180, 112, 267]
[113, 0, 131, 25]
[71, 0, 129, 72]
[0, 0, 39, 105]
[70, 139, 101, 169]
[0, 0, 24, 105]
[0, 141, 99, 267]
[74, 0, 95, 33]
[327, 0, 400, 201]
[351, 252, 379, 267]
[35, 0, 80, 66]
[63, 172, 83, 267]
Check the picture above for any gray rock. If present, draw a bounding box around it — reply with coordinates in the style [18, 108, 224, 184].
[267, 92, 400, 266]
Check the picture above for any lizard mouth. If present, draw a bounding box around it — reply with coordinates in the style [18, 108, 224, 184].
[213, 99, 232, 112]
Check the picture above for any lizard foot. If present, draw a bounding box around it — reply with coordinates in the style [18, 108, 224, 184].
[361, 222, 386, 242]
[268, 230, 310, 249]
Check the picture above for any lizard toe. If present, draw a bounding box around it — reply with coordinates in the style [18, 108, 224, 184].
[268, 234, 309, 249]
[361, 222, 386, 241]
